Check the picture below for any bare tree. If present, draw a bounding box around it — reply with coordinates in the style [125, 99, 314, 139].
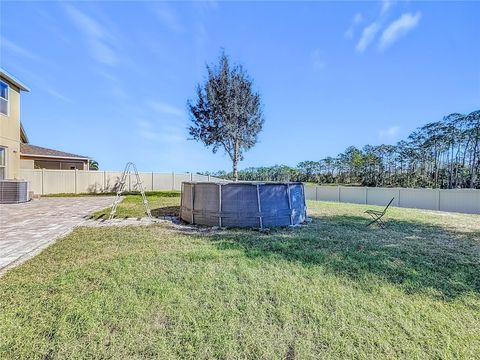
[188, 51, 264, 181]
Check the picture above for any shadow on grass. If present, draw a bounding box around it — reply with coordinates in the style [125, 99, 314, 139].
[88, 204, 180, 220]
[196, 214, 480, 300]
[151, 206, 180, 218]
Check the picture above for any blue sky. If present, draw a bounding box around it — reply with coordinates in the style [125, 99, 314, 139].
[1, 1, 479, 172]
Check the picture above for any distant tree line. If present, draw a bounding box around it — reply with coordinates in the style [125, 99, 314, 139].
[203, 110, 480, 189]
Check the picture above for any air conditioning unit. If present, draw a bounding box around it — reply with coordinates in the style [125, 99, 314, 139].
[0, 180, 29, 204]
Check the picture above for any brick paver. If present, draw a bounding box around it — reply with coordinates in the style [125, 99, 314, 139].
[0, 197, 114, 274]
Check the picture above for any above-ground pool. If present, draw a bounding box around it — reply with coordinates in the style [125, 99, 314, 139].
[180, 181, 307, 228]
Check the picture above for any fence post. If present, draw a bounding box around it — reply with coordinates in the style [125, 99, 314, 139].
[477, 190, 480, 214]
[208, 175, 211, 182]
[477, 191, 480, 214]
[398, 188, 401, 207]
[74, 169, 78, 194]
[103, 171, 106, 192]
[315, 186, 318, 201]
[365, 187, 368, 204]
[151, 172, 154, 191]
[190, 172, 193, 181]
[172, 172, 175, 191]
[437, 189, 441, 211]
[41, 168, 45, 195]
[338, 186, 341, 202]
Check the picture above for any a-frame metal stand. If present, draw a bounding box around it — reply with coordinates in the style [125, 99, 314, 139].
[109, 162, 152, 220]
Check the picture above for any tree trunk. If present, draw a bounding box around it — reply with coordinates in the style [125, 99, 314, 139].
[233, 139, 239, 181]
[470, 128, 479, 188]
[448, 143, 454, 189]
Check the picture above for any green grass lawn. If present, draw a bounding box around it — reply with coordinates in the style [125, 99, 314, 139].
[1, 195, 479, 359]
[91, 191, 181, 219]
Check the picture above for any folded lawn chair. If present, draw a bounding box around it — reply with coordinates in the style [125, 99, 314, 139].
[365, 197, 394, 229]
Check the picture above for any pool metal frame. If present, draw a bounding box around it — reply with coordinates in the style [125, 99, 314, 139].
[180, 181, 307, 229]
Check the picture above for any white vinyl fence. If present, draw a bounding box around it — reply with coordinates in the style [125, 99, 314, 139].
[304, 185, 480, 215]
[19, 169, 224, 195]
[17, 169, 480, 214]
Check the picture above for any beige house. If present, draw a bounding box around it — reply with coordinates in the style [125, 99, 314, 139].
[20, 144, 89, 170]
[0, 69, 89, 180]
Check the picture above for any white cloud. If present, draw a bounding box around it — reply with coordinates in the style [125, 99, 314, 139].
[137, 119, 160, 141]
[311, 49, 326, 71]
[345, 13, 363, 38]
[65, 5, 118, 66]
[147, 100, 185, 117]
[194, 22, 208, 70]
[356, 22, 380, 53]
[379, 12, 422, 50]
[353, 13, 363, 24]
[379, 126, 400, 139]
[43, 88, 73, 103]
[136, 119, 184, 145]
[96, 70, 128, 99]
[0, 36, 45, 63]
[198, 0, 219, 11]
[155, 6, 184, 33]
[136, 100, 187, 148]
[381, 0, 395, 15]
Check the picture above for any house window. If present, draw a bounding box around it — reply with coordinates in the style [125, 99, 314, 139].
[0, 147, 6, 179]
[0, 81, 8, 116]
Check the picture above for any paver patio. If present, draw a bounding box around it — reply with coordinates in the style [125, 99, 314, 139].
[0, 196, 114, 274]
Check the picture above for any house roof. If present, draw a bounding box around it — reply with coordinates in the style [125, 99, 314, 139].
[20, 143, 89, 160]
[0, 68, 30, 92]
[20, 123, 29, 143]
